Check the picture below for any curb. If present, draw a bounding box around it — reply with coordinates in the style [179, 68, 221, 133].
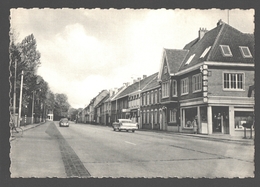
[138, 129, 254, 144]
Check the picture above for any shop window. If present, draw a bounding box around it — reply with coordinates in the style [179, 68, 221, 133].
[234, 111, 254, 130]
[182, 107, 197, 128]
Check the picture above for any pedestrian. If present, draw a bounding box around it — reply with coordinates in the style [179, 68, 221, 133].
[192, 117, 198, 134]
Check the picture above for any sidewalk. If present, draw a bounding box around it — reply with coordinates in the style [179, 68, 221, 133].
[10, 121, 46, 141]
[138, 128, 254, 145]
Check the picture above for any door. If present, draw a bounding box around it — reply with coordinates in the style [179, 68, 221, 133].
[212, 106, 229, 133]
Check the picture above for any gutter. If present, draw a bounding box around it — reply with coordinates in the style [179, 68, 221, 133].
[171, 61, 254, 77]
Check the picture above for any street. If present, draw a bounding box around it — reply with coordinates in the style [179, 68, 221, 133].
[10, 121, 254, 178]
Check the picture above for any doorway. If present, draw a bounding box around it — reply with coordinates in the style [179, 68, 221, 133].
[212, 106, 229, 134]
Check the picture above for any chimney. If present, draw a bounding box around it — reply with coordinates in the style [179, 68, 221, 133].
[137, 77, 141, 81]
[109, 89, 114, 96]
[217, 19, 223, 26]
[143, 75, 147, 79]
[198, 28, 207, 40]
[114, 87, 118, 94]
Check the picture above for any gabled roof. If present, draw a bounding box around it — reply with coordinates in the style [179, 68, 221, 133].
[178, 21, 254, 71]
[142, 73, 159, 92]
[114, 72, 158, 100]
[95, 93, 110, 108]
[105, 86, 126, 102]
[158, 49, 189, 81]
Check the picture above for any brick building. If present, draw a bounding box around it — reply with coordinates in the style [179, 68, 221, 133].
[157, 20, 254, 136]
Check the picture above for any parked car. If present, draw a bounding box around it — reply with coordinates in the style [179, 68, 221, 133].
[112, 119, 138, 132]
[59, 118, 69, 127]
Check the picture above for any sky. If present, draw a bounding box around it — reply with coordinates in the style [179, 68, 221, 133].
[10, 8, 255, 108]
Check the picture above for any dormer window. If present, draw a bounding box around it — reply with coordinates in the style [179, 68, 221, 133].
[185, 54, 195, 65]
[200, 46, 211, 58]
[220, 45, 232, 57]
[239, 46, 252, 58]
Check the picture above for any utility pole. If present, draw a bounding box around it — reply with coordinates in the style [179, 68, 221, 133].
[13, 59, 17, 125]
[32, 91, 35, 124]
[18, 70, 24, 127]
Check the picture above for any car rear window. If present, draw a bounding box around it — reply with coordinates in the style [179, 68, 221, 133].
[121, 120, 132, 123]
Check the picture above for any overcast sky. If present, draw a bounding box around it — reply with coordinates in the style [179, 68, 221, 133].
[10, 8, 254, 108]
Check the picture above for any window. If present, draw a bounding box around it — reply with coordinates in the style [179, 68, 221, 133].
[154, 109, 157, 124]
[164, 66, 168, 74]
[151, 110, 154, 124]
[162, 82, 169, 98]
[192, 74, 202, 92]
[235, 111, 254, 130]
[239, 46, 252, 58]
[143, 94, 146, 105]
[147, 110, 150, 124]
[185, 54, 195, 65]
[169, 109, 177, 123]
[154, 91, 158, 103]
[181, 78, 189, 95]
[159, 89, 162, 102]
[200, 46, 212, 58]
[147, 92, 150, 105]
[223, 73, 244, 90]
[172, 80, 177, 96]
[182, 107, 197, 128]
[220, 45, 232, 57]
[143, 111, 146, 124]
[151, 91, 153, 104]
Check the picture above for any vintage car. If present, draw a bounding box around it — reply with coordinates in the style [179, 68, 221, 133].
[59, 118, 69, 127]
[112, 119, 138, 132]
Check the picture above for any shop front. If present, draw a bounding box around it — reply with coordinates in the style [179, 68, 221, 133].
[180, 105, 208, 134]
[180, 104, 254, 136]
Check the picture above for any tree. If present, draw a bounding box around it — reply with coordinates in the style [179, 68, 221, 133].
[9, 33, 42, 115]
[53, 93, 70, 120]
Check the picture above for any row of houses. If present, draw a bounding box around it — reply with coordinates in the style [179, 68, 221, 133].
[78, 20, 254, 137]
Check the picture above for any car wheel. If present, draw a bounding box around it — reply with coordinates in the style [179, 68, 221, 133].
[132, 130, 135, 133]
[113, 128, 116, 131]
[118, 129, 121, 132]
[126, 130, 129, 132]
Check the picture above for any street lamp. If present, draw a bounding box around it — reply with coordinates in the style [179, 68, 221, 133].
[17, 70, 24, 127]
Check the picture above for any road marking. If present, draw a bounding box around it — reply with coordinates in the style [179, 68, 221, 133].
[125, 141, 136, 145]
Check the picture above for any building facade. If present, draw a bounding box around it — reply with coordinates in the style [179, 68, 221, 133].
[157, 20, 254, 136]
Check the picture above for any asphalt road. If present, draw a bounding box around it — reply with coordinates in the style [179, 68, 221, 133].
[10, 121, 254, 178]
